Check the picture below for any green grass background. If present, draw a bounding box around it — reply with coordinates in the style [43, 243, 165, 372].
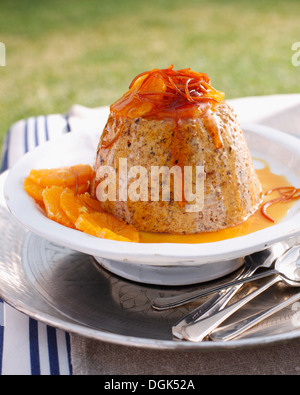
[0, 0, 299, 148]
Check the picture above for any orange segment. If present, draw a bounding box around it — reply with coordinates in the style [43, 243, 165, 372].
[24, 177, 44, 202]
[24, 165, 140, 243]
[75, 213, 133, 242]
[29, 164, 94, 188]
[76, 182, 90, 194]
[42, 186, 75, 229]
[60, 190, 104, 225]
[81, 193, 104, 212]
[88, 212, 140, 242]
[75, 212, 140, 242]
[60, 189, 87, 225]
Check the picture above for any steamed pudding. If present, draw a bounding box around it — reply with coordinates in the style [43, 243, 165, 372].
[94, 66, 262, 234]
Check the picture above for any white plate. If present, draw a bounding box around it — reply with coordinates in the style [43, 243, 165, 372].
[4, 123, 300, 285]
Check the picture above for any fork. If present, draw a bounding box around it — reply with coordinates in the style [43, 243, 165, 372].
[154, 242, 288, 311]
[172, 242, 288, 339]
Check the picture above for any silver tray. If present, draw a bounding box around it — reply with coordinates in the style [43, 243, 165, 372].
[1, 204, 300, 351]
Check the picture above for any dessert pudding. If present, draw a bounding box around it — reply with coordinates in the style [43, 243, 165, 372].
[94, 66, 262, 234]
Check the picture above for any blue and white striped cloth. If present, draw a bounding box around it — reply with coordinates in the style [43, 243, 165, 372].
[0, 114, 74, 375]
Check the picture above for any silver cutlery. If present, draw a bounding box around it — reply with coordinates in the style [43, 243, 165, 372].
[180, 245, 300, 342]
[172, 243, 287, 339]
[210, 291, 300, 342]
[153, 243, 289, 311]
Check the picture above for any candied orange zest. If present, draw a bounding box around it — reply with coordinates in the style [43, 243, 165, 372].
[113, 65, 224, 116]
[261, 186, 300, 222]
[111, 65, 224, 121]
[106, 66, 225, 150]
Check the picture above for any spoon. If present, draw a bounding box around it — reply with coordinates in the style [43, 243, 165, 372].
[210, 291, 300, 342]
[210, 248, 300, 342]
[153, 243, 289, 311]
[181, 245, 300, 342]
[172, 243, 288, 339]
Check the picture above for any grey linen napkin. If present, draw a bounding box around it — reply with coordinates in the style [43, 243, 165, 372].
[71, 335, 300, 375]
[69, 94, 300, 375]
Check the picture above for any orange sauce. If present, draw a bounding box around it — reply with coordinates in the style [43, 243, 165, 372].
[140, 162, 297, 244]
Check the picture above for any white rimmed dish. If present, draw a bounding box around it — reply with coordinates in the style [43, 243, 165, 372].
[4, 123, 300, 285]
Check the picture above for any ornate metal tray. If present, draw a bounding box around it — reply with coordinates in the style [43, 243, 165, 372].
[1, 190, 300, 350]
